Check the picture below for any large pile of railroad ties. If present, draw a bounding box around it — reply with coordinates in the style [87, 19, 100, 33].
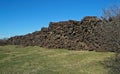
[6, 16, 107, 51]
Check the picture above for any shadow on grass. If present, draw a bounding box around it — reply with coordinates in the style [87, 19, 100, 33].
[102, 54, 120, 74]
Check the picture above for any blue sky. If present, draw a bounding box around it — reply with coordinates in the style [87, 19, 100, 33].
[0, 0, 119, 38]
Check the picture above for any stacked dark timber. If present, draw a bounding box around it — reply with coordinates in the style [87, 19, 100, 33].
[7, 16, 104, 50]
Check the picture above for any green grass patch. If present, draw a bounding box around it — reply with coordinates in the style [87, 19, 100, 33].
[0, 45, 114, 74]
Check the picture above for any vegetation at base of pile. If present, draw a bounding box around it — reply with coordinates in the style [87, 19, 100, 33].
[0, 45, 114, 74]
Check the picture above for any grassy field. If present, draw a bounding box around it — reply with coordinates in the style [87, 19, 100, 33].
[0, 45, 114, 74]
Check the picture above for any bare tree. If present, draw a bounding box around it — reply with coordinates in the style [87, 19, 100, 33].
[101, 5, 120, 53]
[102, 5, 120, 21]
[0, 38, 8, 46]
[101, 5, 120, 74]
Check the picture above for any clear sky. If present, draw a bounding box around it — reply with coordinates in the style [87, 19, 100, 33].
[0, 0, 119, 39]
